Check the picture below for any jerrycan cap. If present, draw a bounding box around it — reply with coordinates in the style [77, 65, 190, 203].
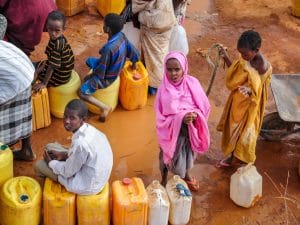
[132, 73, 142, 80]
[0, 144, 8, 151]
[122, 178, 132, 185]
[19, 194, 30, 204]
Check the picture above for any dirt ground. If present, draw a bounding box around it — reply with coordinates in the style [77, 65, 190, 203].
[13, 0, 300, 224]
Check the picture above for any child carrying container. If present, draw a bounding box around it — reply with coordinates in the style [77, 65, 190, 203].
[34, 99, 113, 195]
[32, 10, 74, 92]
[78, 13, 139, 122]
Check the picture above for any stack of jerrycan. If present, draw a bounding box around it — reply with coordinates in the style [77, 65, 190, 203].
[77, 183, 110, 225]
[56, 0, 85, 16]
[230, 163, 262, 208]
[119, 61, 149, 110]
[43, 178, 76, 225]
[166, 175, 192, 225]
[48, 70, 81, 118]
[96, 0, 125, 17]
[146, 180, 170, 225]
[0, 143, 13, 187]
[0, 176, 42, 225]
[112, 177, 148, 225]
[32, 88, 51, 131]
[292, 0, 300, 17]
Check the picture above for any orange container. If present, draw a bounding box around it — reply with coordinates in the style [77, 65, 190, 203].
[119, 61, 149, 110]
[112, 177, 148, 225]
[292, 0, 300, 17]
[32, 88, 51, 131]
[56, 0, 85, 16]
[96, 0, 126, 17]
[43, 178, 76, 225]
[77, 183, 110, 225]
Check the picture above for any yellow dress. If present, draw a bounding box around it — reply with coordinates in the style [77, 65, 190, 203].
[217, 58, 272, 163]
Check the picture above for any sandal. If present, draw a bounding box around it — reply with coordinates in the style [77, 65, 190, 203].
[184, 177, 200, 192]
[215, 158, 231, 168]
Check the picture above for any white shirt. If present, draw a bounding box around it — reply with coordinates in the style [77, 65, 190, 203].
[49, 123, 113, 195]
[0, 41, 34, 104]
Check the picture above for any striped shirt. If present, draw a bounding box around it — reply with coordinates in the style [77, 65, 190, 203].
[39, 35, 74, 86]
[89, 32, 139, 88]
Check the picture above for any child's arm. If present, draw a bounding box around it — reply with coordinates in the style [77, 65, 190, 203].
[218, 45, 232, 68]
[32, 65, 54, 91]
[126, 39, 140, 70]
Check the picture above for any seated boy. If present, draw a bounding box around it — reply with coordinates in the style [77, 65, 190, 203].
[34, 99, 113, 195]
[78, 13, 139, 122]
[32, 10, 74, 92]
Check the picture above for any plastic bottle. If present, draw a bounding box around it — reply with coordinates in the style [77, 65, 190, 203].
[146, 180, 170, 225]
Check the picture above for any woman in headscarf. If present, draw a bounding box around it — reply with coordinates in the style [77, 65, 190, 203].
[155, 51, 210, 191]
[131, 0, 176, 94]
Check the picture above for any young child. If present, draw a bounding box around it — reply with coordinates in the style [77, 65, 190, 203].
[32, 10, 74, 92]
[34, 99, 113, 195]
[216, 30, 272, 168]
[155, 51, 210, 191]
[78, 13, 139, 122]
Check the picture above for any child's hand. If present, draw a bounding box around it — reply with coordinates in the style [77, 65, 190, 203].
[43, 151, 52, 164]
[32, 83, 46, 92]
[47, 150, 68, 161]
[217, 44, 228, 59]
[238, 85, 252, 97]
[183, 112, 197, 125]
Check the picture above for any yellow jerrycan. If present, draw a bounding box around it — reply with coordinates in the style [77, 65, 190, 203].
[32, 88, 51, 131]
[119, 61, 149, 110]
[77, 183, 110, 225]
[87, 75, 120, 114]
[0, 143, 13, 187]
[112, 177, 148, 225]
[292, 0, 300, 17]
[56, 0, 85, 16]
[43, 178, 76, 225]
[0, 176, 42, 225]
[48, 70, 81, 118]
[96, 0, 126, 17]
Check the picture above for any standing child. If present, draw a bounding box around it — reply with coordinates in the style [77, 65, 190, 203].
[32, 10, 74, 92]
[155, 51, 210, 191]
[216, 30, 272, 167]
[78, 13, 139, 122]
[34, 99, 113, 195]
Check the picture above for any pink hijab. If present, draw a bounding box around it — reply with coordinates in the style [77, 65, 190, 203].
[154, 51, 211, 164]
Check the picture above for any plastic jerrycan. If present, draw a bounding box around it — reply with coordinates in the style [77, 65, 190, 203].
[96, 0, 126, 17]
[43, 178, 76, 225]
[77, 183, 110, 225]
[166, 175, 192, 225]
[119, 61, 149, 110]
[56, 0, 85, 16]
[146, 180, 170, 225]
[0, 176, 42, 225]
[112, 177, 148, 225]
[0, 143, 13, 187]
[292, 0, 300, 17]
[230, 163, 262, 208]
[32, 88, 51, 131]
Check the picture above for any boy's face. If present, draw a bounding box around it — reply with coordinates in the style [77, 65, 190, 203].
[46, 19, 64, 41]
[237, 47, 258, 61]
[63, 108, 84, 133]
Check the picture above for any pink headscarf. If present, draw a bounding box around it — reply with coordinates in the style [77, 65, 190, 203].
[154, 51, 211, 164]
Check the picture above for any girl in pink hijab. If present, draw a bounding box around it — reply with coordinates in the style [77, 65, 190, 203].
[155, 51, 210, 191]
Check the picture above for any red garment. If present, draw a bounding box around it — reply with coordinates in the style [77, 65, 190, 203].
[0, 0, 56, 55]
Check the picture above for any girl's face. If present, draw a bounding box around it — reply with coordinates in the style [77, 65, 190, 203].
[237, 47, 258, 61]
[63, 108, 84, 133]
[166, 58, 184, 83]
[47, 19, 64, 41]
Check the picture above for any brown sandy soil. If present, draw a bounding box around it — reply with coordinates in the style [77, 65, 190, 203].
[12, 0, 300, 224]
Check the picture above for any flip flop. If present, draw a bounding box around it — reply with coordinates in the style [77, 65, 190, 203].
[13, 150, 36, 161]
[184, 177, 200, 192]
[215, 158, 231, 168]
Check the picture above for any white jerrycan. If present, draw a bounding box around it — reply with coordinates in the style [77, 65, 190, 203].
[146, 180, 170, 225]
[230, 163, 262, 208]
[166, 175, 192, 225]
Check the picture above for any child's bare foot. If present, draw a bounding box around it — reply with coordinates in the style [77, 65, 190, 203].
[99, 107, 112, 123]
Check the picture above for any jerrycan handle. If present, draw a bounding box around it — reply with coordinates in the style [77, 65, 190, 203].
[122, 178, 132, 185]
[237, 162, 254, 174]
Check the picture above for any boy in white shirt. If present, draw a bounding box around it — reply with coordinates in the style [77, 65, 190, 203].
[34, 99, 113, 195]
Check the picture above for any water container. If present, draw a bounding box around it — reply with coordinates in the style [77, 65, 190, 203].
[166, 175, 192, 225]
[292, 0, 300, 17]
[96, 0, 126, 17]
[87, 75, 120, 114]
[56, 0, 85, 16]
[0, 143, 13, 187]
[77, 183, 110, 225]
[119, 61, 149, 111]
[48, 70, 80, 118]
[43, 178, 76, 225]
[112, 177, 148, 225]
[0, 176, 42, 225]
[230, 163, 262, 208]
[146, 180, 170, 225]
[32, 88, 51, 131]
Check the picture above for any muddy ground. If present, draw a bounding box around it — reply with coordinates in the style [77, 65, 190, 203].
[13, 0, 300, 224]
